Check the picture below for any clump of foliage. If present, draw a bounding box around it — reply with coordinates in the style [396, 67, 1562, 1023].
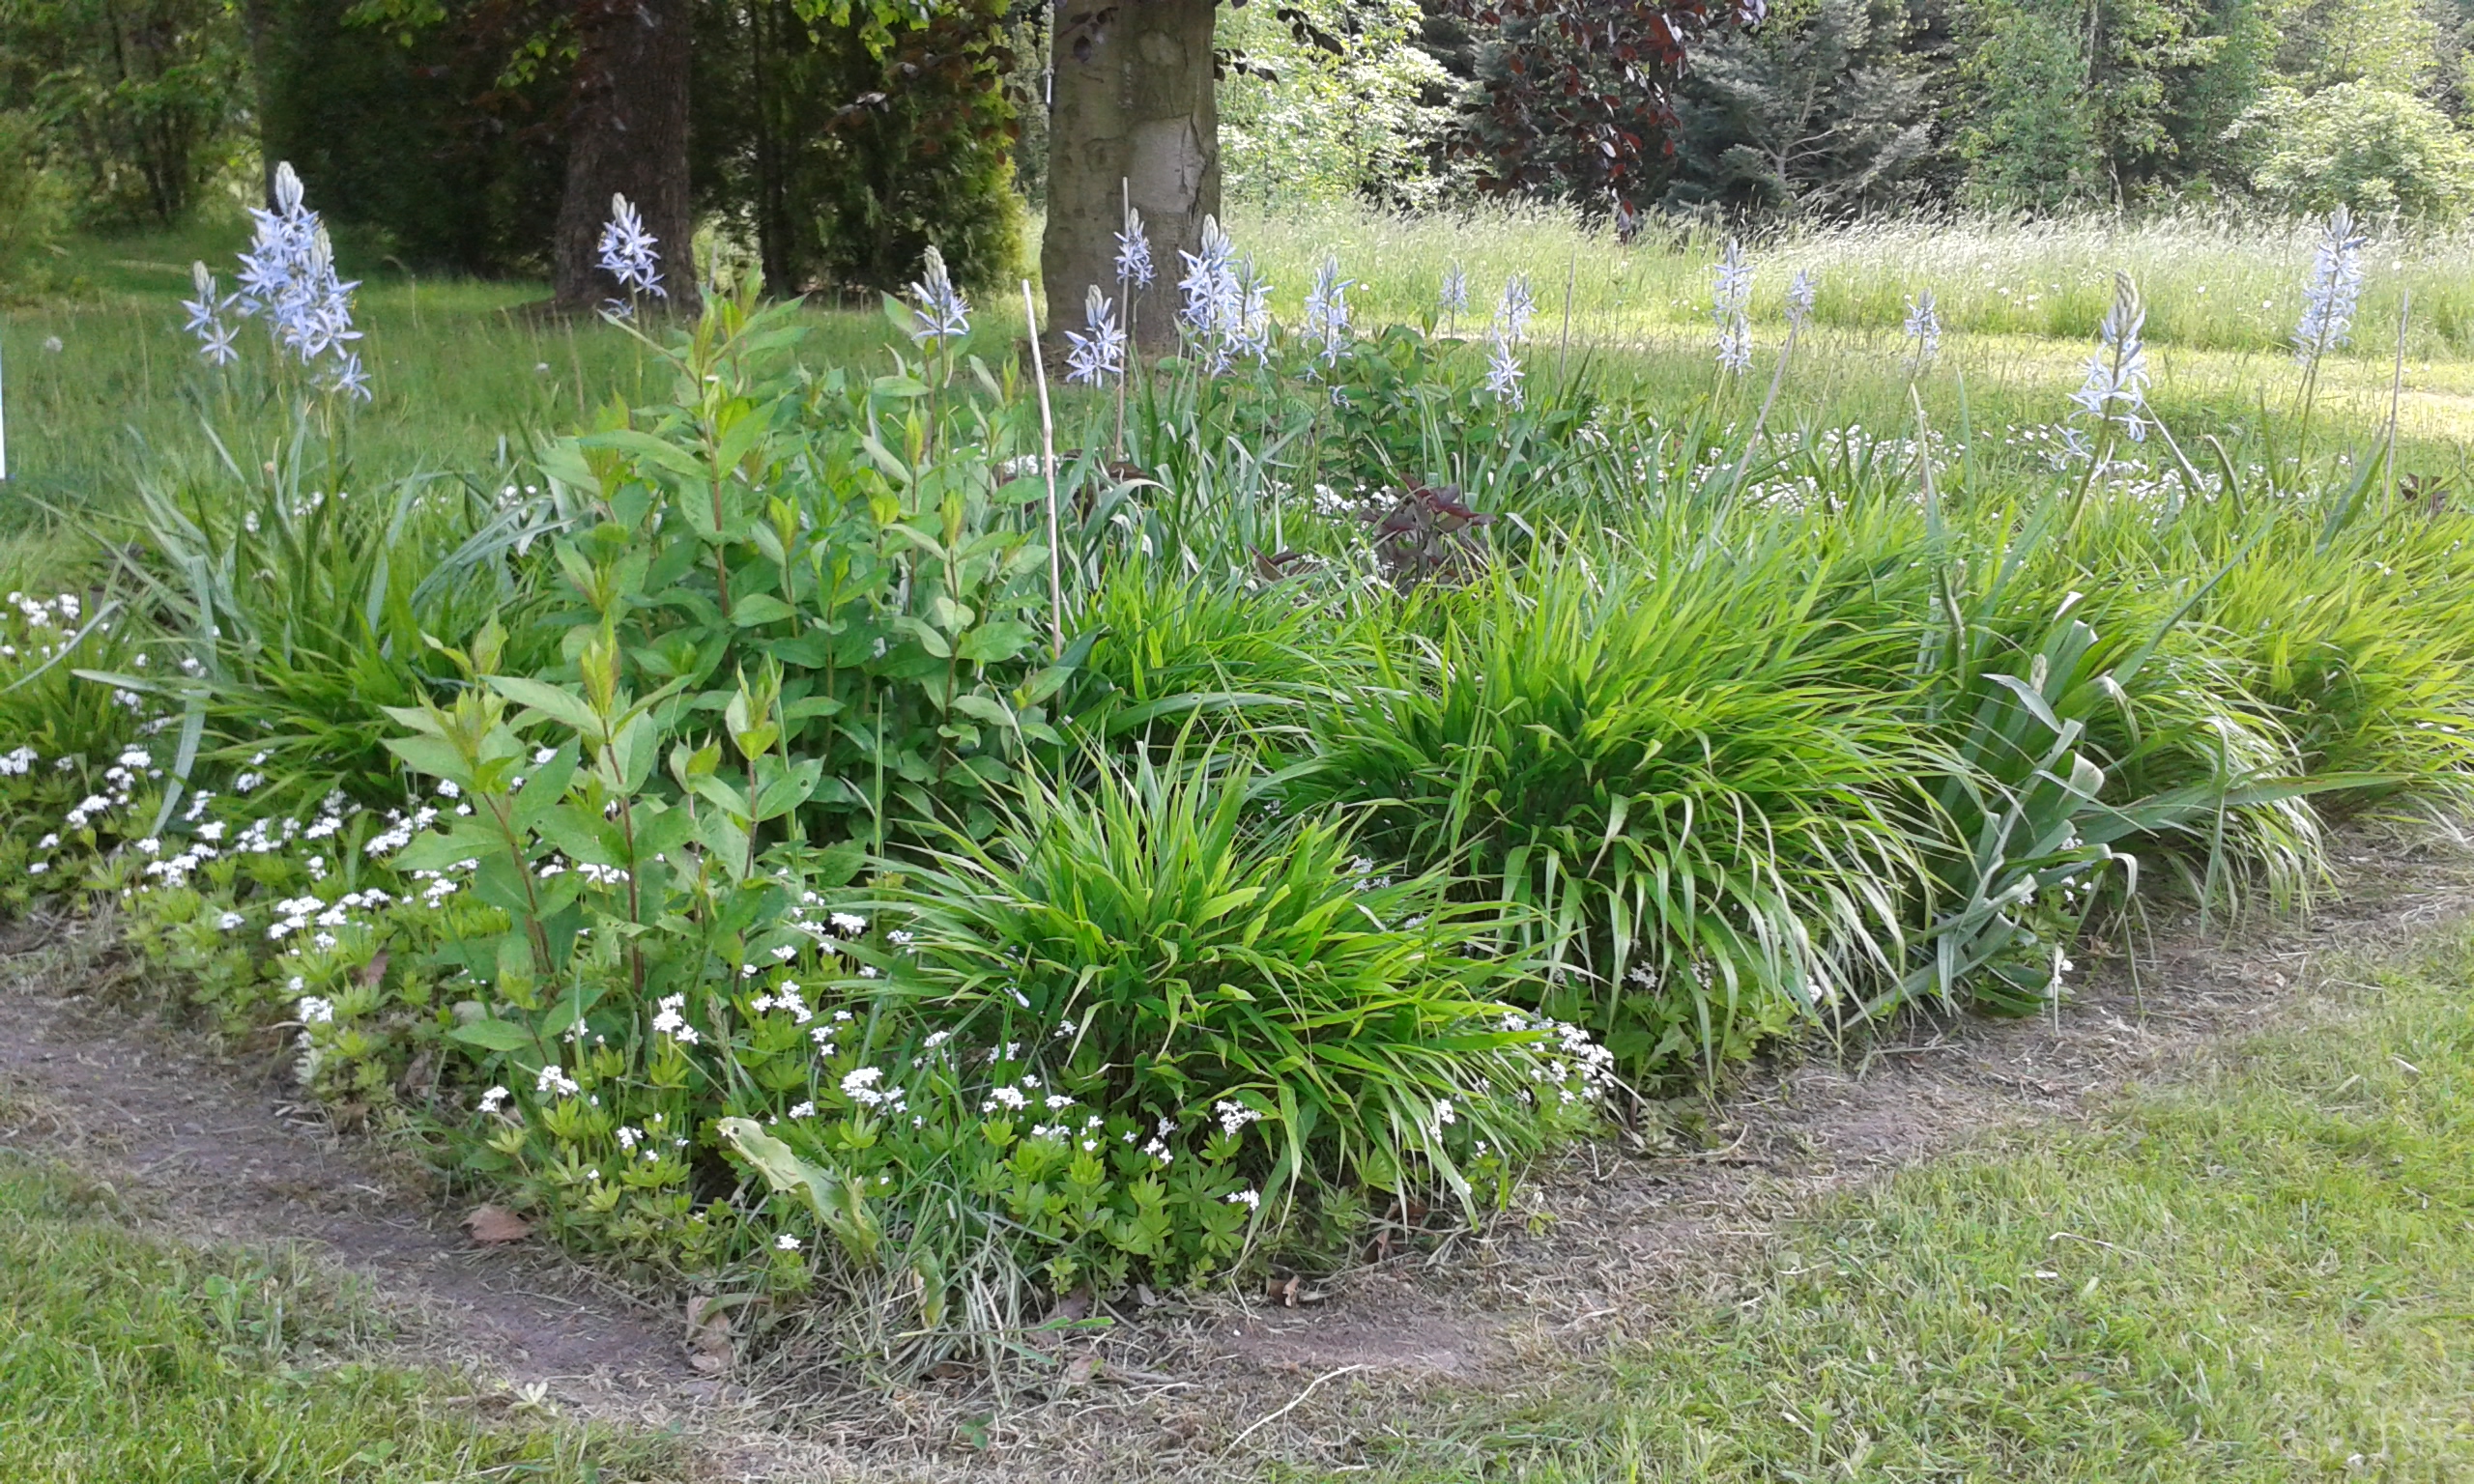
[2234, 82, 2474, 218]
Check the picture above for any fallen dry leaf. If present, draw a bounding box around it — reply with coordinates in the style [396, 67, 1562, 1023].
[684, 1294, 734, 1374]
[1046, 1286, 1094, 1324]
[1268, 1272, 1302, 1307]
[461, 1204, 532, 1244]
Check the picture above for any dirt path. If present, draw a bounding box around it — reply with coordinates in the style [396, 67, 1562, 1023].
[811, 831, 2474, 1481]
[0, 907, 726, 1427]
[2, 835, 2467, 1483]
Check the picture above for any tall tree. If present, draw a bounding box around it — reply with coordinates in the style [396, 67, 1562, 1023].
[1664, 0, 1936, 215]
[1042, 0, 1223, 349]
[552, 0, 701, 312]
[1041, 0, 1755, 345]
[1448, 0, 1767, 204]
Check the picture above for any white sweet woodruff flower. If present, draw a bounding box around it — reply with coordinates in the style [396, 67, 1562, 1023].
[650, 993, 700, 1045]
[535, 1064, 582, 1099]
[776, 1233, 802, 1251]
[1226, 1188, 1260, 1210]
[830, 911, 867, 935]
[1214, 1099, 1264, 1137]
[296, 995, 335, 1025]
[477, 1085, 511, 1114]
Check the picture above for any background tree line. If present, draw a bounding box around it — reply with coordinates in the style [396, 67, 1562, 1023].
[6, 0, 2474, 303]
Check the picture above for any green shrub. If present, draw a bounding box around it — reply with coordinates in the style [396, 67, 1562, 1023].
[2235, 83, 2474, 220]
[0, 112, 67, 294]
[1294, 538, 1937, 1077]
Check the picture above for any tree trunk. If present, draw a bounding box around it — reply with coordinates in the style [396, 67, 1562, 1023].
[1042, 0, 1219, 349]
[553, 0, 701, 314]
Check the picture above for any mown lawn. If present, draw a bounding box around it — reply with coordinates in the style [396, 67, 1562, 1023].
[0, 1149, 680, 1483]
[1356, 928, 2474, 1482]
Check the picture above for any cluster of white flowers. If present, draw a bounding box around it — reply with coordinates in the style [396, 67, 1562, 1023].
[650, 992, 701, 1045]
[1214, 1099, 1265, 1138]
[1495, 1012, 1621, 1107]
[841, 1065, 906, 1111]
[2, 593, 104, 674]
[535, 1064, 582, 1099]
[751, 980, 815, 1024]
[0, 746, 36, 777]
[363, 802, 443, 856]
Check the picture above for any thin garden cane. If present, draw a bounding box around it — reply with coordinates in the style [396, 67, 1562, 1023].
[1021, 279, 1066, 659]
[2386, 288, 2412, 508]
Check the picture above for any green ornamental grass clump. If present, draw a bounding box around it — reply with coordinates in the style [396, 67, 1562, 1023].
[1297, 541, 1936, 1074]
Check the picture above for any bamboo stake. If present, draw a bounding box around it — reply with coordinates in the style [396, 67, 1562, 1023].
[1021, 279, 1065, 658]
[2387, 288, 2412, 508]
[1557, 246, 1577, 387]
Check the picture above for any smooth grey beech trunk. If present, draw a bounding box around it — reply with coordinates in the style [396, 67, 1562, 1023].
[552, 0, 702, 316]
[1042, 0, 1221, 349]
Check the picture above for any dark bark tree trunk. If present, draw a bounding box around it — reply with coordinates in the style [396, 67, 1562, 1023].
[553, 0, 701, 314]
[1042, 0, 1219, 349]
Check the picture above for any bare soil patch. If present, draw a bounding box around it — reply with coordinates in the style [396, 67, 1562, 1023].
[0, 906, 769, 1457]
[4, 831, 2468, 1483]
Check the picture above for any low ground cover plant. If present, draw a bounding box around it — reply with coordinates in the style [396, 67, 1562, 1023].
[4, 197, 2471, 1381]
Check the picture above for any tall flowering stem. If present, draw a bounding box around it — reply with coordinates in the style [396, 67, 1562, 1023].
[1176, 216, 1269, 379]
[1904, 290, 1942, 377]
[1749, 268, 1816, 450]
[2291, 205, 2366, 446]
[1483, 272, 1535, 410]
[2066, 271, 2151, 518]
[906, 245, 971, 457]
[595, 194, 670, 318]
[1112, 192, 1154, 456]
[1439, 262, 1468, 337]
[1303, 255, 1353, 369]
[211, 160, 368, 402]
[1712, 238, 1754, 380]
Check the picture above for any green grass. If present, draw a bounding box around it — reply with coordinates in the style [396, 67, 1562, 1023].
[1228, 201, 2474, 361]
[12, 204, 2472, 585]
[0, 1151, 679, 1482]
[0, 221, 906, 574]
[1356, 926, 2474, 1482]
